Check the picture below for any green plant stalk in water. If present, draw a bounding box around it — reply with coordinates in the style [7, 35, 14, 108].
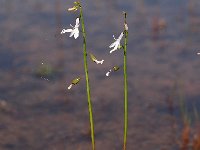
[123, 12, 128, 150]
[79, 3, 95, 150]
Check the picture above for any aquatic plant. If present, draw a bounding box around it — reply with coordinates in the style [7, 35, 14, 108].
[35, 62, 54, 81]
[108, 11, 129, 150]
[61, 2, 95, 149]
[62, 2, 129, 150]
[167, 80, 200, 150]
[123, 12, 129, 150]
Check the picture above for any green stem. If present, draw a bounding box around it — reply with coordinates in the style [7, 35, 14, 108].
[123, 12, 128, 150]
[79, 4, 95, 150]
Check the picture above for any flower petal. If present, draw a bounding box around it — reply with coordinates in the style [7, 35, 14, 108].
[75, 18, 80, 26]
[109, 41, 117, 48]
[118, 32, 124, 40]
[61, 29, 69, 34]
[94, 59, 104, 64]
[69, 30, 75, 37]
[73, 28, 79, 39]
[106, 70, 112, 76]
[61, 29, 65, 34]
[110, 48, 117, 53]
[114, 42, 119, 50]
[65, 29, 73, 32]
[118, 43, 121, 49]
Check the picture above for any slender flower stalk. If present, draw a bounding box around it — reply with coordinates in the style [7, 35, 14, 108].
[78, 2, 95, 150]
[123, 11, 128, 150]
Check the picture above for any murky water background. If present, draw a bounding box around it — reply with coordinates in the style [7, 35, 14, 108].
[0, 0, 200, 149]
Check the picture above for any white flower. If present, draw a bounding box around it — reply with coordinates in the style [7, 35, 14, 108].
[94, 59, 104, 64]
[61, 18, 80, 39]
[89, 53, 104, 64]
[109, 32, 124, 53]
[197, 52, 200, 55]
[106, 66, 119, 77]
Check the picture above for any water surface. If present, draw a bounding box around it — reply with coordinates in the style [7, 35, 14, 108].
[0, 0, 200, 149]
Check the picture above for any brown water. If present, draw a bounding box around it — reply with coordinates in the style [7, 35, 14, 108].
[0, 0, 200, 150]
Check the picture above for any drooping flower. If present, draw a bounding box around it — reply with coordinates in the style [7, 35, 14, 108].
[68, 1, 80, 11]
[90, 53, 104, 64]
[68, 6, 78, 11]
[61, 18, 80, 39]
[106, 66, 120, 77]
[109, 32, 124, 53]
[67, 77, 81, 90]
[68, 7, 78, 11]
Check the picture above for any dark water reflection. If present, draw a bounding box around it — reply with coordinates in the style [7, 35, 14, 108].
[0, 0, 200, 149]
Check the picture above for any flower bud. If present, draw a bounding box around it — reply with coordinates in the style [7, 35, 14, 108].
[68, 6, 78, 11]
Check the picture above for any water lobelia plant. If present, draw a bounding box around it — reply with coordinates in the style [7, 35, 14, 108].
[61, 2, 128, 149]
[61, 1, 96, 150]
[108, 12, 129, 150]
[123, 12, 129, 150]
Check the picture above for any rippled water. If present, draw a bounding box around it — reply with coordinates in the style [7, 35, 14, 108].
[0, 0, 200, 149]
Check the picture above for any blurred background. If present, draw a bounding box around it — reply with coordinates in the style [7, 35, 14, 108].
[0, 0, 200, 149]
